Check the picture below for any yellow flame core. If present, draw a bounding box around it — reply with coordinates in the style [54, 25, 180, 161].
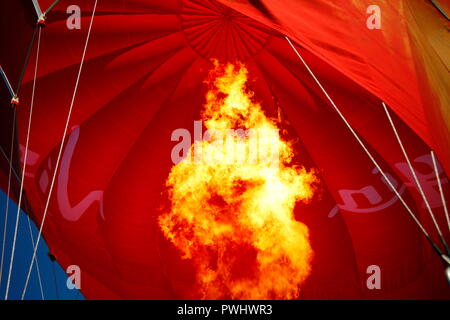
[159, 62, 316, 299]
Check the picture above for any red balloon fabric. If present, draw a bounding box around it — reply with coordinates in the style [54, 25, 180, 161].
[1, 0, 449, 299]
[218, 0, 450, 176]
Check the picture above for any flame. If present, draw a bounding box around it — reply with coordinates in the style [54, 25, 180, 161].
[159, 62, 316, 299]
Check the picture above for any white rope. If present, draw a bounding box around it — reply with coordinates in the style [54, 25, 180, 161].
[0, 62, 19, 290]
[0, 147, 45, 300]
[44, 0, 63, 16]
[21, 0, 99, 299]
[31, 0, 43, 18]
[25, 215, 44, 300]
[4, 27, 42, 300]
[285, 36, 442, 255]
[0, 67, 16, 98]
[431, 151, 450, 232]
[0, 127, 45, 300]
[0, 108, 16, 289]
[382, 102, 449, 254]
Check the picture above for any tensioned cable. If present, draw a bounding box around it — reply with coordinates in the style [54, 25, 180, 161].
[0, 108, 17, 290]
[0, 146, 20, 182]
[31, 0, 43, 18]
[0, 144, 45, 299]
[1, 1, 56, 298]
[44, 0, 63, 16]
[0, 144, 47, 289]
[285, 36, 445, 259]
[16, 27, 39, 99]
[21, 0, 99, 299]
[429, 0, 450, 21]
[4, 0, 64, 300]
[31, 0, 64, 21]
[0, 69, 20, 283]
[0, 67, 16, 98]
[25, 215, 44, 299]
[0, 43, 35, 292]
[4, 26, 42, 300]
[382, 102, 450, 255]
[431, 151, 450, 233]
